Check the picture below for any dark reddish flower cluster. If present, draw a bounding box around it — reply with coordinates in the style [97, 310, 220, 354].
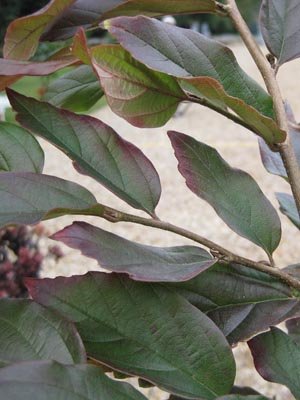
[0, 225, 63, 298]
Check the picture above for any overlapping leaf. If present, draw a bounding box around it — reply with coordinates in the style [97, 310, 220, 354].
[27, 272, 236, 399]
[179, 78, 285, 144]
[90, 45, 187, 127]
[216, 396, 269, 400]
[168, 131, 281, 256]
[51, 221, 216, 282]
[260, 0, 300, 66]
[4, 0, 76, 60]
[0, 172, 98, 228]
[0, 361, 147, 400]
[286, 318, 300, 345]
[0, 299, 85, 367]
[276, 192, 300, 229]
[8, 90, 161, 214]
[41, 0, 218, 41]
[0, 122, 44, 173]
[0, 58, 77, 91]
[43, 65, 103, 112]
[169, 263, 300, 345]
[249, 327, 300, 399]
[107, 16, 274, 118]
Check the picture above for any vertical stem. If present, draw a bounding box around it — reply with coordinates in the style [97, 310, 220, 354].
[226, 0, 300, 217]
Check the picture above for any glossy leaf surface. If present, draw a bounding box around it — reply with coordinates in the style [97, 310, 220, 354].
[42, 0, 217, 41]
[260, 0, 300, 66]
[43, 66, 103, 112]
[277, 192, 300, 229]
[169, 263, 300, 344]
[28, 272, 236, 399]
[0, 172, 97, 228]
[0, 299, 85, 367]
[107, 16, 274, 117]
[180, 78, 285, 144]
[0, 361, 147, 400]
[8, 90, 161, 214]
[0, 122, 44, 173]
[52, 221, 216, 282]
[4, 0, 76, 60]
[90, 45, 187, 127]
[168, 131, 281, 256]
[249, 327, 300, 399]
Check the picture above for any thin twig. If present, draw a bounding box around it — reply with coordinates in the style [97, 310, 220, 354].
[225, 0, 300, 217]
[89, 204, 300, 291]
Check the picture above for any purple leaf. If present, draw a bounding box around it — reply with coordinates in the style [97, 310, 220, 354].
[51, 221, 216, 282]
[276, 192, 300, 229]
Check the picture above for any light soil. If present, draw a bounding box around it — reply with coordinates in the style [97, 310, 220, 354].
[41, 43, 300, 399]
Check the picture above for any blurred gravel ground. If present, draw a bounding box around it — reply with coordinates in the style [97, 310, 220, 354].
[40, 43, 300, 400]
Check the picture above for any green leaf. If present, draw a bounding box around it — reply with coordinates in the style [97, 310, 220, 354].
[168, 131, 281, 256]
[8, 89, 161, 215]
[169, 386, 270, 399]
[107, 16, 274, 118]
[27, 272, 236, 400]
[0, 299, 85, 367]
[260, 0, 300, 66]
[41, 0, 218, 41]
[0, 122, 44, 173]
[276, 192, 300, 229]
[179, 77, 285, 144]
[101, 0, 217, 19]
[169, 263, 300, 345]
[286, 318, 300, 345]
[216, 396, 270, 400]
[90, 45, 187, 127]
[0, 172, 98, 228]
[43, 66, 103, 112]
[248, 327, 300, 399]
[0, 361, 147, 400]
[51, 221, 216, 282]
[3, 0, 76, 60]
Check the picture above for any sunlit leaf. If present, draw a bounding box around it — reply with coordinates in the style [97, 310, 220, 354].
[107, 16, 274, 118]
[260, 0, 300, 66]
[0, 172, 98, 228]
[276, 192, 300, 229]
[52, 221, 216, 282]
[43, 66, 103, 112]
[0, 299, 85, 367]
[0, 361, 147, 400]
[0, 122, 44, 173]
[169, 263, 300, 345]
[168, 131, 281, 256]
[4, 0, 76, 60]
[27, 272, 236, 399]
[249, 327, 300, 399]
[8, 90, 161, 215]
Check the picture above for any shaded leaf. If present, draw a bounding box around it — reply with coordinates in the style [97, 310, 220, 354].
[42, 0, 217, 41]
[8, 90, 161, 215]
[0, 360, 147, 400]
[90, 45, 187, 127]
[286, 318, 300, 345]
[101, 0, 217, 19]
[0, 58, 77, 91]
[51, 221, 216, 282]
[27, 272, 236, 399]
[107, 16, 274, 117]
[0, 299, 85, 367]
[276, 192, 300, 229]
[0, 122, 44, 173]
[3, 0, 76, 60]
[169, 263, 300, 345]
[0, 172, 98, 228]
[179, 77, 285, 144]
[259, 104, 300, 178]
[216, 396, 269, 400]
[43, 65, 103, 112]
[249, 327, 300, 399]
[260, 0, 300, 66]
[168, 131, 281, 256]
